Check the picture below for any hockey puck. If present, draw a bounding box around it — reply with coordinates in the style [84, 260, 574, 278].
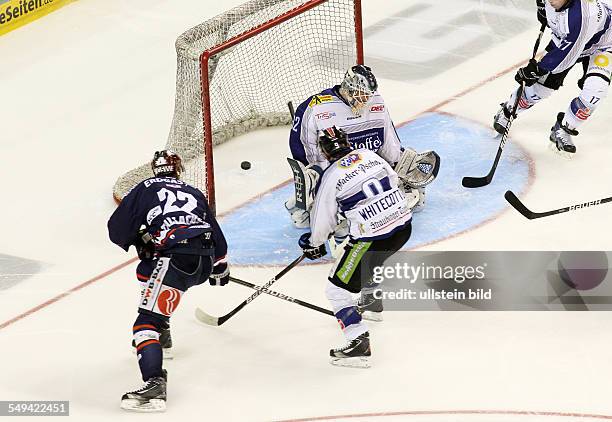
[240, 161, 251, 170]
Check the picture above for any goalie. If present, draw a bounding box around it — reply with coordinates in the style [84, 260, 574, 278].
[286, 64, 439, 228]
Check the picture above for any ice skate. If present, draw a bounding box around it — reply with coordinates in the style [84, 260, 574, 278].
[358, 291, 383, 322]
[549, 112, 577, 158]
[120, 370, 167, 412]
[330, 332, 371, 368]
[493, 103, 512, 135]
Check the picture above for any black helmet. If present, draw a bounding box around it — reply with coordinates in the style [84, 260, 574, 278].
[151, 150, 184, 178]
[318, 126, 352, 160]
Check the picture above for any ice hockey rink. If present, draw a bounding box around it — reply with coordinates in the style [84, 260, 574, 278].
[2, 0, 612, 420]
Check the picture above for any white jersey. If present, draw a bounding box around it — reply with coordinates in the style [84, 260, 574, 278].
[289, 85, 402, 169]
[310, 148, 412, 246]
[542, 0, 612, 73]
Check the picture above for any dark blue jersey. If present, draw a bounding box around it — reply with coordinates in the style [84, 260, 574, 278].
[108, 177, 227, 260]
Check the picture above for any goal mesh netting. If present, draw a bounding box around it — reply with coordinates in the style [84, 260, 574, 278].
[112, 0, 362, 211]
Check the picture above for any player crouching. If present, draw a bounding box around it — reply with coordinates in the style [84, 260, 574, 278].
[108, 150, 229, 412]
[297, 127, 417, 368]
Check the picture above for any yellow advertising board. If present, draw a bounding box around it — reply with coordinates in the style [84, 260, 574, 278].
[0, 0, 74, 36]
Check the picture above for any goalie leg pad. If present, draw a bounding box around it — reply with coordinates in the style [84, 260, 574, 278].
[286, 158, 322, 211]
[284, 196, 310, 228]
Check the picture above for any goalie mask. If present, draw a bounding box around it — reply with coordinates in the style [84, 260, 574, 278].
[151, 150, 184, 178]
[339, 64, 378, 115]
[318, 126, 352, 161]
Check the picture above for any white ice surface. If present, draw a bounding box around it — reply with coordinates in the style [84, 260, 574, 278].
[1, 0, 612, 421]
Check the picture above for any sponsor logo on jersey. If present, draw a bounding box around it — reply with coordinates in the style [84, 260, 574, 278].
[370, 104, 385, 113]
[351, 137, 382, 151]
[346, 114, 362, 120]
[594, 54, 610, 68]
[156, 286, 183, 316]
[337, 153, 362, 168]
[335, 158, 385, 190]
[308, 94, 333, 107]
[139, 258, 167, 311]
[315, 111, 336, 120]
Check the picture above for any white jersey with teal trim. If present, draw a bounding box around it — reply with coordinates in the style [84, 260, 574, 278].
[289, 86, 402, 169]
[310, 148, 412, 246]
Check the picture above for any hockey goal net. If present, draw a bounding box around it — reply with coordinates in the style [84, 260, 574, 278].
[113, 0, 363, 211]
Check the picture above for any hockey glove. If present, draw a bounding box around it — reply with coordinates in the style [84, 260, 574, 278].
[515, 59, 547, 86]
[209, 260, 229, 286]
[298, 232, 327, 260]
[135, 229, 155, 260]
[536, 0, 547, 27]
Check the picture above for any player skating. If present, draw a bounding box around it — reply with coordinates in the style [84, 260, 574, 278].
[494, 0, 612, 157]
[108, 150, 229, 412]
[297, 127, 415, 368]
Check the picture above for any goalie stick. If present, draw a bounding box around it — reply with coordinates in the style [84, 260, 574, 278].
[505, 190, 612, 220]
[195, 254, 305, 326]
[462, 23, 546, 189]
[228, 276, 334, 317]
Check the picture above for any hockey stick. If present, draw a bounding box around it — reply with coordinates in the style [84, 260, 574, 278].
[228, 276, 334, 317]
[195, 254, 305, 326]
[505, 190, 612, 220]
[288, 101, 295, 119]
[462, 23, 546, 188]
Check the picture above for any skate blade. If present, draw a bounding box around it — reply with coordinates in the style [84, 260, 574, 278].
[330, 356, 371, 369]
[361, 311, 383, 322]
[120, 398, 166, 412]
[548, 141, 574, 160]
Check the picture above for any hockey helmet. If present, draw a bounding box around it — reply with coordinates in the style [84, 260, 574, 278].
[151, 150, 184, 178]
[318, 126, 352, 160]
[340, 64, 378, 114]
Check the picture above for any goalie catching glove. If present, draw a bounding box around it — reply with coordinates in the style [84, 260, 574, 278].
[393, 147, 440, 189]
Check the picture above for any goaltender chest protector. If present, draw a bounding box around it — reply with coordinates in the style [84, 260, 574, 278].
[310, 92, 388, 153]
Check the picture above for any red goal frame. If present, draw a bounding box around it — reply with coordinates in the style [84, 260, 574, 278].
[199, 0, 363, 213]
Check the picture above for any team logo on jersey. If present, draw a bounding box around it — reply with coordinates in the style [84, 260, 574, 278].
[337, 153, 362, 168]
[594, 54, 610, 68]
[309, 95, 333, 107]
[155, 286, 183, 316]
[315, 111, 336, 120]
[370, 104, 385, 113]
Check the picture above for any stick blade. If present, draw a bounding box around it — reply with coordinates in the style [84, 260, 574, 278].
[504, 190, 535, 219]
[462, 175, 491, 188]
[194, 307, 220, 326]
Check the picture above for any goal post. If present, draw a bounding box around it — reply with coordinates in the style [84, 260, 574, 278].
[113, 0, 364, 212]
